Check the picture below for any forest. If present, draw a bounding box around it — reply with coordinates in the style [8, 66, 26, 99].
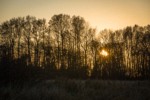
[0, 14, 150, 81]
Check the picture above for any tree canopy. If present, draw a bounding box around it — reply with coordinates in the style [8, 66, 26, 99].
[0, 14, 150, 81]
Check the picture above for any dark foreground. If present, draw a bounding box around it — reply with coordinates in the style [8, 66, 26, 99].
[0, 80, 150, 100]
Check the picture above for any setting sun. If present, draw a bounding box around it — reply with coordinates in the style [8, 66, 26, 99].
[100, 49, 108, 56]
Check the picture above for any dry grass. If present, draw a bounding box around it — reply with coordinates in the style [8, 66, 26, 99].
[0, 80, 150, 100]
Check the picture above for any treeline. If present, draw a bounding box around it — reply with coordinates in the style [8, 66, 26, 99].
[0, 14, 150, 81]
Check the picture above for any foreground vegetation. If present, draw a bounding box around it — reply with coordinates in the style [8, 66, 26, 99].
[0, 80, 150, 100]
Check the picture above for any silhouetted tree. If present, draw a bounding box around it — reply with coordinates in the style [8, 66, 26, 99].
[0, 14, 149, 80]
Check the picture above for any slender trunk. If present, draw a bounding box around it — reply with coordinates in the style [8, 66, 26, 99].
[17, 34, 21, 58]
[42, 31, 45, 67]
[27, 31, 31, 65]
[61, 33, 64, 69]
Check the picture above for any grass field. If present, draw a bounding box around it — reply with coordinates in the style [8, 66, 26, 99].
[0, 80, 150, 100]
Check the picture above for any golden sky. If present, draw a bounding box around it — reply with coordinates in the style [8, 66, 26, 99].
[0, 0, 150, 31]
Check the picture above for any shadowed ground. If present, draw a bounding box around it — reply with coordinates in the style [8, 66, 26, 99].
[0, 80, 150, 100]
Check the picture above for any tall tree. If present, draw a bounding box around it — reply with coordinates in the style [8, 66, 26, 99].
[49, 14, 71, 69]
[23, 16, 36, 65]
[72, 16, 86, 69]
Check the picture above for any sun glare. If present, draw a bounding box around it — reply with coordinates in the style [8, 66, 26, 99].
[100, 49, 108, 56]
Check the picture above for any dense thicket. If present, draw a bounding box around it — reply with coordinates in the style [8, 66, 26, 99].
[0, 14, 150, 81]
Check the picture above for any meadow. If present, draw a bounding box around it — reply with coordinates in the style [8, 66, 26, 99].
[0, 80, 150, 100]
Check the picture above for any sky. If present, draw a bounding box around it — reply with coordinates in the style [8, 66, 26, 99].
[0, 0, 150, 31]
